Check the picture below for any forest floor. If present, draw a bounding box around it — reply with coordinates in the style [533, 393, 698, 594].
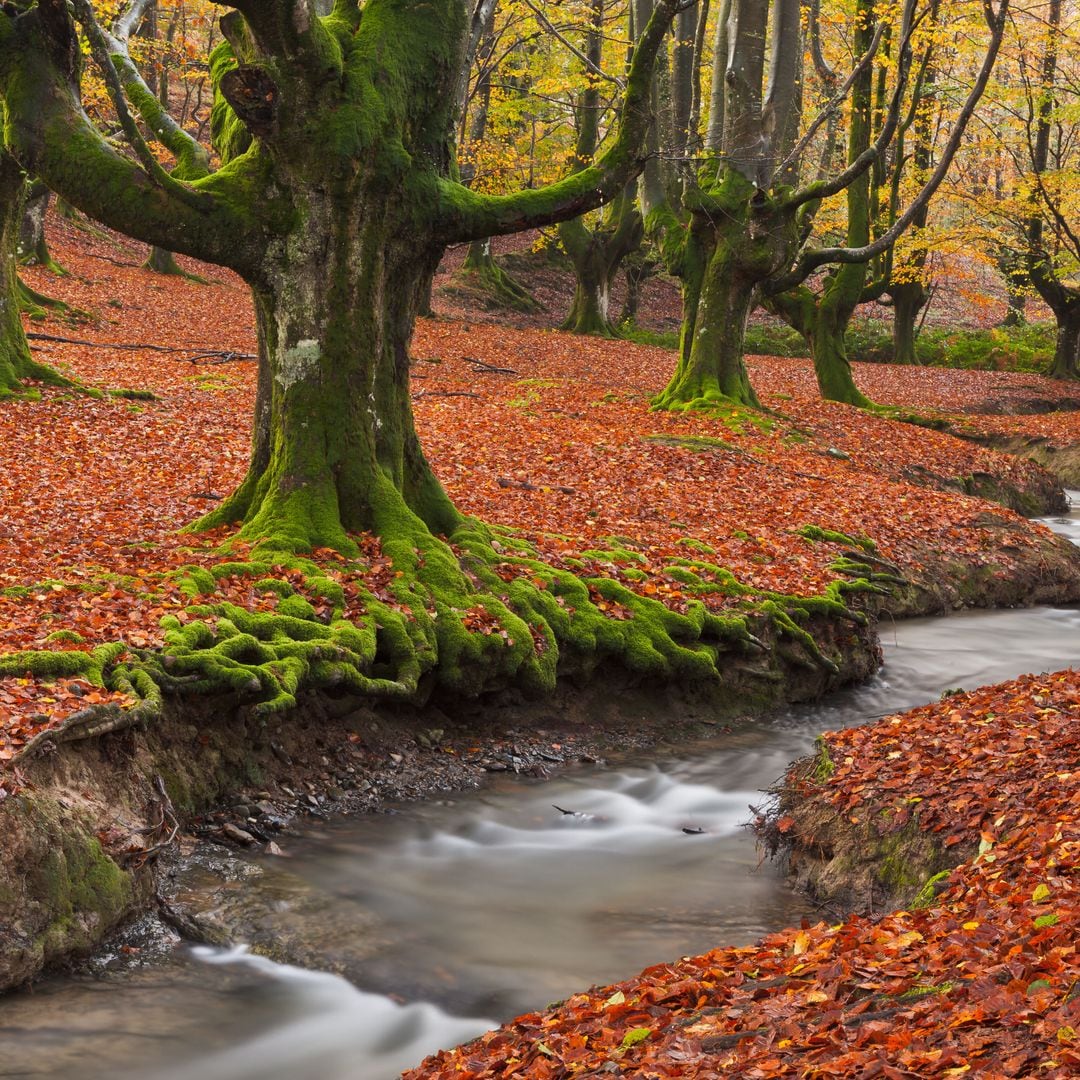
[4, 219, 1078, 761]
[3, 219, 1080, 1071]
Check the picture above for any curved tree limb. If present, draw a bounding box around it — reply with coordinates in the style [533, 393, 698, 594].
[775, 18, 887, 183]
[433, 0, 681, 243]
[782, 0, 920, 212]
[71, 0, 207, 207]
[99, 0, 212, 181]
[768, 0, 1010, 292]
[0, 3, 267, 274]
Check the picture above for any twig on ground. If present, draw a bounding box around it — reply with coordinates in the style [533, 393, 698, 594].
[462, 355, 518, 375]
[497, 476, 577, 494]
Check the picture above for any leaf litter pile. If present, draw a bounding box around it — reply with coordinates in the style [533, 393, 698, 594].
[2, 218, 1075, 753]
[3, 221, 1080, 1072]
[408, 668, 1080, 1078]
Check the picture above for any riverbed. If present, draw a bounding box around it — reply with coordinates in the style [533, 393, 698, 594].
[3, 501, 1078, 1080]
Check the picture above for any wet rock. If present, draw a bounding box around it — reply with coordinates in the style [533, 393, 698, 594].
[221, 824, 256, 846]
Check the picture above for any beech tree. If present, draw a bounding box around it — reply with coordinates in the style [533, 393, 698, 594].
[0, 0, 678, 551]
[1019, 0, 1080, 378]
[557, 0, 644, 336]
[641, 0, 1008, 409]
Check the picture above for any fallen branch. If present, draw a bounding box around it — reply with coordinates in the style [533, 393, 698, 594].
[462, 355, 518, 375]
[185, 351, 257, 365]
[26, 332, 256, 363]
[413, 390, 481, 400]
[497, 476, 577, 495]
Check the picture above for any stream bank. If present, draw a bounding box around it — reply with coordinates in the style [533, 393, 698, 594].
[2, 504, 1080, 993]
[1, 604, 878, 994]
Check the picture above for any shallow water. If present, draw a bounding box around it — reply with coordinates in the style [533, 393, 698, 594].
[3, 498, 1078, 1079]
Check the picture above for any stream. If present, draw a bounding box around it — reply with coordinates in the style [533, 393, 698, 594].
[3, 500, 1079, 1079]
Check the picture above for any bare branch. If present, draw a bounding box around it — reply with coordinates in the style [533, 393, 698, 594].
[519, 0, 626, 88]
[770, 0, 1011, 290]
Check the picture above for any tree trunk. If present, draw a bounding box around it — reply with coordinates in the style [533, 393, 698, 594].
[891, 280, 926, 364]
[1049, 300, 1080, 380]
[653, 195, 764, 408]
[0, 154, 67, 393]
[458, 238, 541, 313]
[997, 251, 1028, 327]
[654, 170, 805, 410]
[562, 248, 615, 335]
[560, 188, 643, 337]
[197, 198, 457, 552]
[17, 180, 65, 274]
[143, 244, 208, 283]
[808, 294, 870, 405]
[619, 253, 654, 327]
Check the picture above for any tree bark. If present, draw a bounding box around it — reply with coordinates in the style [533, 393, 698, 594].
[200, 190, 457, 552]
[557, 0, 644, 336]
[891, 280, 927, 364]
[0, 152, 67, 392]
[17, 179, 65, 273]
[1050, 301, 1080, 380]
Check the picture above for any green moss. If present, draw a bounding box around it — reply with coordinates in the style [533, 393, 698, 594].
[813, 736, 835, 781]
[900, 981, 954, 1000]
[44, 629, 85, 644]
[796, 525, 877, 552]
[643, 433, 740, 453]
[28, 810, 132, 959]
[108, 387, 158, 401]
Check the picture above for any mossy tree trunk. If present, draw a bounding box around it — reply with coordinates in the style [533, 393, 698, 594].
[0, 0, 679, 552]
[1022, 0, 1077, 379]
[557, 0, 643, 338]
[0, 152, 66, 393]
[1047, 297, 1080, 380]
[891, 280, 927, 364]
[559, 186, 642, 336]
[652, 174, 792, 409]
[202, 201, 458, 552]
[17, 177, 65, 274]
[458, 238, 541, 313]
[764, 0, 875, 408]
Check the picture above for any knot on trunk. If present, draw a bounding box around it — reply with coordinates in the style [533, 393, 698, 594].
[220, 64, 280, 138]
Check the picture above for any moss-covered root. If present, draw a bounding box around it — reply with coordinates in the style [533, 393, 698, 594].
[17, 278, 90, 326]
[3, 644, 164, 763]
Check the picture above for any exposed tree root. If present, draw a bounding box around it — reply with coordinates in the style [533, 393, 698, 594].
[2, 521, 887, 767]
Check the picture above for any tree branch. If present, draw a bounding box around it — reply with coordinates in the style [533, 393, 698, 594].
[434, 0, 681, 243]
[70, 0, 207, 205]
[768, 0, 1010, 291]
[783, 0, 920, 212]
[0, 4, 265, 274]
[519, 0, 625, 89]
[99, 0, 212, 181]
[775, 19, 887, 183]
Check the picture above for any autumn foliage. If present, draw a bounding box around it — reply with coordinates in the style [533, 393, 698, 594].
[0, 216, 1076, 766]
[406, 668, 1080, 1078]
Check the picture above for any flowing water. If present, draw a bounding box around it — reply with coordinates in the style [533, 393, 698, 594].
[3, 499, 1079, 1079]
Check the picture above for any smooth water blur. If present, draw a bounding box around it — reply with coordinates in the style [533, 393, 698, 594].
[3, 498, 1078, 1079]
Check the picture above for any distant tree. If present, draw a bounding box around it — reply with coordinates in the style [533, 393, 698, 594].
[641, 0, 1008, 409]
